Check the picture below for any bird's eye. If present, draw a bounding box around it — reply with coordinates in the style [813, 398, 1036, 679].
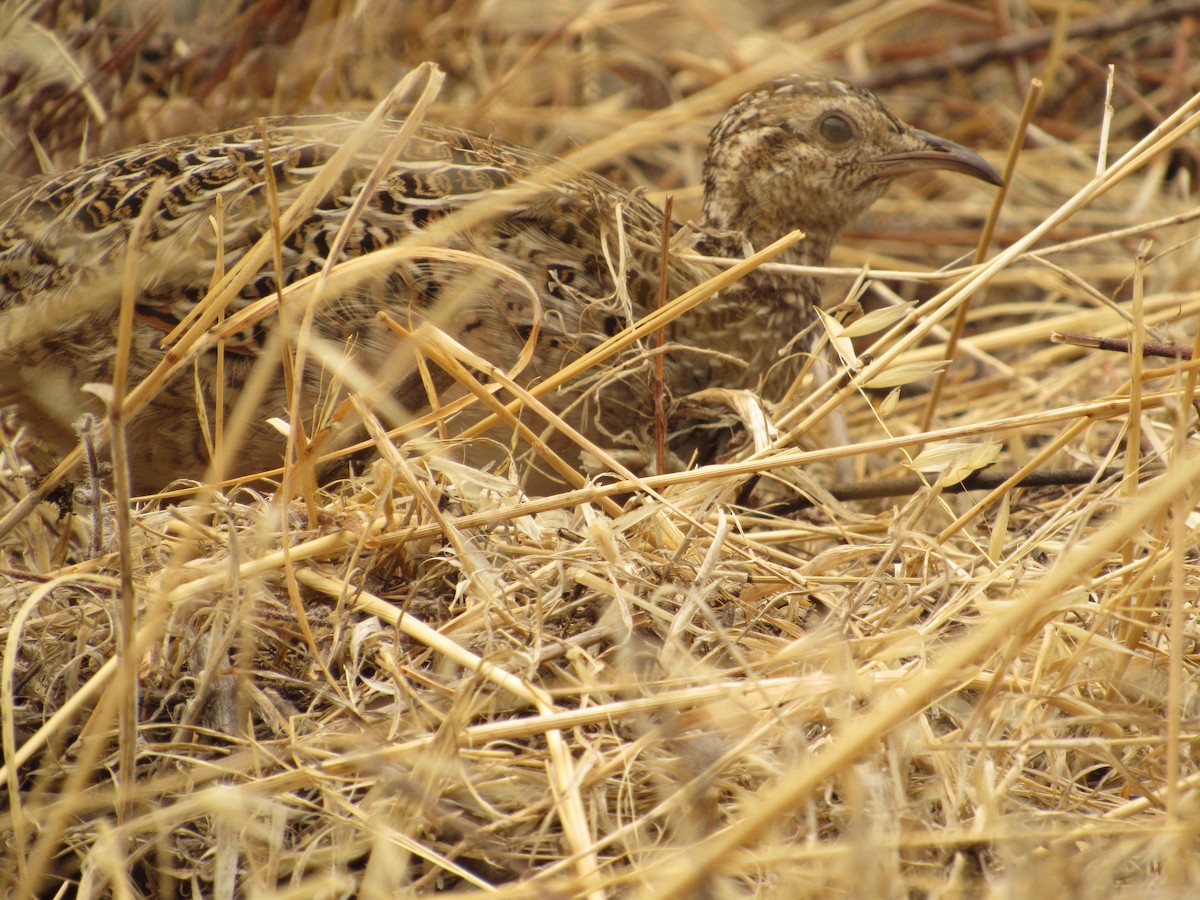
[818, 114, 854, 146]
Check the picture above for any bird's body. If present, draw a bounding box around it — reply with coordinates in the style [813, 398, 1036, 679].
[0, 76, 1000, 493]
[1, 116, 701, 490]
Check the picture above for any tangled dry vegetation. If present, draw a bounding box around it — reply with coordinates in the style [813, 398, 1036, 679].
[2, 1, 1200, 896]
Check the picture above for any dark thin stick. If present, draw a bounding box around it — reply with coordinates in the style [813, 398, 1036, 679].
[1053, 332, 1193, 361]
[762, 466, 1124, 515]
[861, 1, 1200, 90]
[655, 195, 674, 478]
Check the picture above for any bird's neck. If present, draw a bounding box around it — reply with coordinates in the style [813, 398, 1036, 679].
[695, 223, 836, 331]
[675, 222, 837, 398]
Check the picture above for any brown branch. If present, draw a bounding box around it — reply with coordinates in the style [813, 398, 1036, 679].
[861, 1, 1200, 90]
[1053, 331, 1193, 361]
[764, 466, 1125, 515]
[655, 195, 674, 479]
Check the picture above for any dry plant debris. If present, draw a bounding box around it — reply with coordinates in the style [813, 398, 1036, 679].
[2, 1, 1200, 896]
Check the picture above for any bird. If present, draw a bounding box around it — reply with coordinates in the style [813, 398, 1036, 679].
[0, 75, 1001, 495]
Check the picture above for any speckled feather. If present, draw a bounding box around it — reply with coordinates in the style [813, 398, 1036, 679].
[0, 77, 1000, 491]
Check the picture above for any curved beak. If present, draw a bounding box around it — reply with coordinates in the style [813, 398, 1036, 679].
[870, 130, 1004, 187]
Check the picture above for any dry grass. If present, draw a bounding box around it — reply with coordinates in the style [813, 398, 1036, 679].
[2, 0, 1200, 896]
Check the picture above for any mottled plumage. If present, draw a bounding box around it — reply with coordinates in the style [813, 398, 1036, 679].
[0, 76, 1000, 492]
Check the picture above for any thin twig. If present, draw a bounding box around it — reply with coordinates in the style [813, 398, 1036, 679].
[862, 1, 1200, 90]
[763, 466, 1125, 514]
[1052, 332, 1193, 361]
[655, 194, 674, 478]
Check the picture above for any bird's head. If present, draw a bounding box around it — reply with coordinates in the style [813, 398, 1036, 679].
[700, 76, 1002, 257]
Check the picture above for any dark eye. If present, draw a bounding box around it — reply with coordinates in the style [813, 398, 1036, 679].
[818, 114, 854, 146]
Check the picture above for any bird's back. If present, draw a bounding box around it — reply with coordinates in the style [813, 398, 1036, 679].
[0, 116, 712, 490]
